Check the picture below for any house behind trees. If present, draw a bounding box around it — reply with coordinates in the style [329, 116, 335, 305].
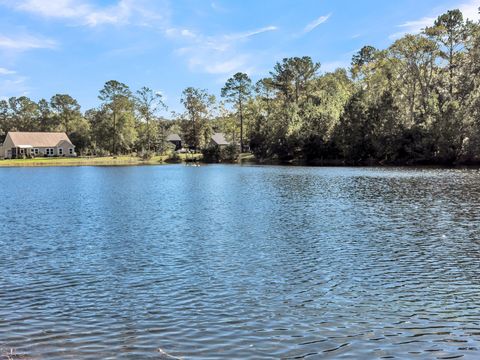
[166, 133, 182, 151]
[0, 132, 76, 159]
[210, 133, 230, 148]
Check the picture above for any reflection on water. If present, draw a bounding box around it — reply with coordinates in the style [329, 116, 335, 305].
[1, 165, 480, 359]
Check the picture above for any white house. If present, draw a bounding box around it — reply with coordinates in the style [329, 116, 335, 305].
[0, 132, 77, 159]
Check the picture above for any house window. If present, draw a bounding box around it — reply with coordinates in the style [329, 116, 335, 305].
[34, 148, 39, 155]
[69, 148, 74, 155]
[46, 148, 54, 156]
[19, 149, 24, 155]
[58, 148, 63, 156]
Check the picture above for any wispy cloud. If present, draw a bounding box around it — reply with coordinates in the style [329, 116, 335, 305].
[210, 1, 228, 13]
[0, 0, 275, 77]
[0, 0, 168, 27]
[458, 0, 480, 20]
[0, 34, 57, 50]
[226, 26, 278, 40]
[165, 28, 198, 40]
[391, 0, 480, 39]
[304, 13, 331, 34]
[0, 67, 16, 75]
[170, 25, 278, 75]
[390, 17, 435, 39]
[0, 75, 29, 98]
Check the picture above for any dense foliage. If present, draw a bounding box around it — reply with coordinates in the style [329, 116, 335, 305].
[202, 144, 239, 163]
[1, 8, 479, 164]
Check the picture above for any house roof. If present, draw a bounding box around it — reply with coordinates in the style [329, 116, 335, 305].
[167, 133, 182, 142]
[7, 132, 74, 148]
[211, 132, 229, 146]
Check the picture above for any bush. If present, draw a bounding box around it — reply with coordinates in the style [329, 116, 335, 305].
[202, 146, 221, 163]
[140, 150, 154, 160]
[220, 144, 239, 162]
[93, 148, 110, 157]
[166, 151, 181, 163]
[202, 144, 239, 163]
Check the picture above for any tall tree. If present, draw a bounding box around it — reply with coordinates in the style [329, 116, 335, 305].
[351, 45, 379, 79]
[255, 78, 276, 118]
[37, 99, 54, 131]
[8, 96, 40, 131]
[426, 9, 465, 99]
[270, 56, 320, 105]
[50, 94, 82, 134]
[180, 87, 215, 150]
[389, 34, 439, 125]
[98, 80, 133, 154]
[135, 87, 167, 152]
[0, 100, 9, 142]
[221, 72, 252, 152]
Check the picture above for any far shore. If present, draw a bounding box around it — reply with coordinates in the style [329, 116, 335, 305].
[0, 154, 203, 167]
[1, 153, 478, 168]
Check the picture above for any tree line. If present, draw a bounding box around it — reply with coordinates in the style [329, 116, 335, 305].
[1, 8, 479, 165]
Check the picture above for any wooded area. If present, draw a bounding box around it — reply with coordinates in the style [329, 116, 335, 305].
[1, 9, 479, 165]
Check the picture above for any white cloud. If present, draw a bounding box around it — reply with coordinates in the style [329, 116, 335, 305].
[165, 28, 198, 39]
[170, 25, 278, 75]
[399, 17, 434, 34]
[0, 34, 57, 50]
[0, 0, 168, 27]
[304, 14, 331, 33]
[14, 0, 90, 19]
[210, 1, 228, 13]
[226, 26, 278, 40]
[204, 56, 250, 75]
[0, 67, 16, 75]
[180, 47, 251, 75]
[392, 0, 480, 39]
[459, 0, 480, 20]
[389, 17, 434, 40]
[0, 75, 29, 98]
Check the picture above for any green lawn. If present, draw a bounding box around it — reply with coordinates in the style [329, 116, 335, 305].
[0, 154, 203, 167]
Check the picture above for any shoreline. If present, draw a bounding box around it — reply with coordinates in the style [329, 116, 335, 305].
[1, 155, 480, 169]
[0, 155, 202, 168]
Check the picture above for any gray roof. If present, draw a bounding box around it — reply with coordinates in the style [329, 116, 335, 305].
[167, 133, 181, 142]
[211, 133, 229, 146]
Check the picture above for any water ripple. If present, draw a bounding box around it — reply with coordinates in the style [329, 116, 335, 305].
[1, 165, 480, 359]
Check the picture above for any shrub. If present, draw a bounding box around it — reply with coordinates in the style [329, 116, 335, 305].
[166, 151, 181, 163]
[220, 144, 239, 162]
[140, 150, 154, 160]
[94, 148, 110, 157]
[202, 144, 239, 163]
[202, 146, 221, 163]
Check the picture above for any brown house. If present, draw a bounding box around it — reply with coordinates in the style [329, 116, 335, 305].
[0, 132, 77, 159]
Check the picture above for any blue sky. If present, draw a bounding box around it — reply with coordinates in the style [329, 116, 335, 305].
[0, 0, 479, 114]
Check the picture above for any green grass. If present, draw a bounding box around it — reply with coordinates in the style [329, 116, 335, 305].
[0, 154, 203, 167]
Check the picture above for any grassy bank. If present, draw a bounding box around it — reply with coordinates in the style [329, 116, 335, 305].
[0, 154, 203, 167]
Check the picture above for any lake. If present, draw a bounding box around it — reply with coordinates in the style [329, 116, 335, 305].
[1, 165, 480, 359]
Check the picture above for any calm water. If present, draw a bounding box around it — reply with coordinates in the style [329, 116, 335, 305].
[1, 165, 480, 359]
